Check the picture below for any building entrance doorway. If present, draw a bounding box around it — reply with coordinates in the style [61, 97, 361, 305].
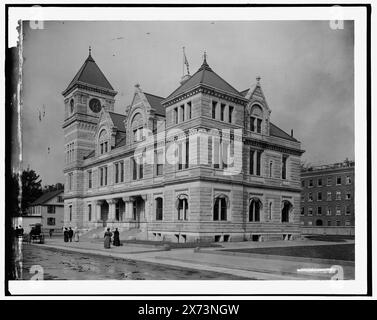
[132, 196, 145, 228]
[101, 201, 109, 227]
[281, 200, 292, 223]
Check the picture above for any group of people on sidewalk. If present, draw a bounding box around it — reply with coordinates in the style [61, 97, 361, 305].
[63, 227, 79, 243]
[104, 228, 121, 249]
[61, 226, 121, 248]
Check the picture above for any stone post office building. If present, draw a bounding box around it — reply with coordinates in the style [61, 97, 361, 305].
[63, 50, 304, 242]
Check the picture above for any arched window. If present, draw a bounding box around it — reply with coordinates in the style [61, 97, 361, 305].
[281, 200, 293, 223]
[213, 195, 228, 221]
[250, 104, 263, 134]
[249, 198, 262, 222]
[98, 129, 109, 155]
[155, 197, 163, 221]
[131, 113, 144, 142]
[176, 194, 188, 220]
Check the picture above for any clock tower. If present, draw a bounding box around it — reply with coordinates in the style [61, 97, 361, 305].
[62, 48, 117, 227]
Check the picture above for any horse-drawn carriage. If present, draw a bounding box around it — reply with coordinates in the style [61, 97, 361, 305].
[28, 223, 45, 244]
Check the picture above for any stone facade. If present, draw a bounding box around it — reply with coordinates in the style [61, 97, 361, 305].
[63, 51, 304, 243]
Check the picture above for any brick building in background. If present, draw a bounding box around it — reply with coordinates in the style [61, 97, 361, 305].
[300, 159, 355, 234]
[63, 49, 304, 242]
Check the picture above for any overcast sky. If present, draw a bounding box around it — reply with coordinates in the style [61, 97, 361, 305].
[20, 20, 354, 185]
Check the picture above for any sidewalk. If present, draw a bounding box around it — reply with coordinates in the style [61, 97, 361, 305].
[34, 238, 355, 280]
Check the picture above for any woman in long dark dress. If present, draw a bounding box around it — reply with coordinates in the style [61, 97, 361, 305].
[104, 228, 112, 249]
[113, 228, 120, 246]
[63, 228, 69, 242]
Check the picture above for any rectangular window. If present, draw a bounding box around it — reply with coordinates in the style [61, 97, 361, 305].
[345, 220, 351, 226]
[318, 178, 322, 186]
[336, 176, 342, 185]
[345, 205, 351, 215]
[256, 151, 262, 176]
[301, 180, 305, 188]
[346, 192, 351, 200]
[308, 193, 313, 201]
[132, 157, 137, 180]
[120, 161, 124, 182]
[180, 104, 185, 122]
[250, 116, 255, 131]
[57, 196, 64, 202]
[336, 206, 341, 215]
[220, 103, 226, 121]
[99, 167, 107, 186]
[100, 143, 104, 155]
[187, 101, 192, 119]
[327, 220, 332, 226]
[155, 150, 164, 176]
[317, 192, 322, 201]
[269, 161, 273, 178]
[115, 163, 119, 184]
[317, 206, 322, 215]
[309, 179, 313, 187]
[336, 220, 341, 226]
[69, 206, 72, 221]
[327, 192, 332, 201]
[88, 170, 92, 188]
[327, 177, 332, 186]
[301, 207, 304, 215]
[47, 218, 55, 226]
[212, 101, 217, 119]
[308, 207, 313, 216]
[282, 155, 288, 180]
[346, 176, 351, 184]
[249, 150, 255, 175]
[139, 158, 144, 179]
[326, 207, 332, 215]
[185, 138, 189, 169]
[88, 204, 92, 221]
[104, 167, 108, 185]
[256, 118, 262, 133]
[47, 205, 55, 214]
[336, 191, 341, 200]
[174, 107, 178, 124]
[229, 106, 234, 123]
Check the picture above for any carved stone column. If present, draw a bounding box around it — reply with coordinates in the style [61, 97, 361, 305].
[107, 199, 118, 221]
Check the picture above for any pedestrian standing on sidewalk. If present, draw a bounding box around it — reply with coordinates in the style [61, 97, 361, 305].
[74, 228, 80, 242]
[49, 229, 53, 238]
[63, 228, 69, 242]
[113, 228, 120, 246]
[104, 228, 112, 249]
[68, 227, 73, 242]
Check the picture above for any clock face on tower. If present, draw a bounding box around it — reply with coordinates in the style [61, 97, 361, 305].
[89, 98, 102, 113]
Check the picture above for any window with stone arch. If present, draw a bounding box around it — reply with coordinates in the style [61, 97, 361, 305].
[249, 197, 262, 222]
[98, 129, 109, 155]
[250, 104, 263, 134]
[155, 197, 163, 221]
[176, 194, 189, 221]
[213, 194, 229, 221]
[131, 112, 144, 142]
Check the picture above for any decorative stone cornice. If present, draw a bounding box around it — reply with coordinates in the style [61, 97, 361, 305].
[162, 84, 248, 107]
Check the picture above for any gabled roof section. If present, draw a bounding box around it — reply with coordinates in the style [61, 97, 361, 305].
[63, 52, 115, 95]
[165, 58, 245, 102]
[270, 123, 298, 142]
[30, 190, 64, 206]
[108, 111, 127, 132]
[144, 93, 166, 116]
